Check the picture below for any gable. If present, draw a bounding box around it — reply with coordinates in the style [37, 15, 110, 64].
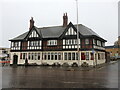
[60, 22, 80, 39]
[25, 27, 41, 39]
[65, 27, 77, 35]
[29, 30, 39, 38]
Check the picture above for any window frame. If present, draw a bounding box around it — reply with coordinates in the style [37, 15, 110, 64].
[85, 39, 89, 45]
[47, 40, 57, 46]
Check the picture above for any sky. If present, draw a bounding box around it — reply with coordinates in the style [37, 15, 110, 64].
[0, 0, 119, 48]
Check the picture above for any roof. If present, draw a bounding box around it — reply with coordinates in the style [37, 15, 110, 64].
[9, 22, 104, 41]
[39, 26, 66, 38]
[10, 32, 28, 41]
[75, 24, 100, 37]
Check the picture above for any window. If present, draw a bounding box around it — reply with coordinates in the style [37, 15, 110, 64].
[63, 40, 65, 45]
[44, 53, 47, 60]
[47, 40, 57, 46]
[97, 40, 101, 46]
[20, 53, 22, 59]
[93, 39, 96, 45]
[85, 52, 89, 60]
[23, 53, 26, 59]
[81, 53, 85, 60]
[72, 40, 74, 44]
[35, 53, 37, 60]
[30, 41, 33, 46]
[30, 41, 40, 47]
[68, 53, 71, 60]
[74, 40, 77, 44]
[36, 41, 39, 46]
[31, 53, 34, 60]
[103, 53, 105, 59]
[48, 53, 50, 60]
[90, 53, 94, 60]
[70, 28, 72, 35]
[85, 39, 89, 44]
[76, 53, 78, 60]
[65, 39, 79, 45]
[72, 53, 75, 60]
[38, 53, 40, 60]
[28, 53, 31, 60]
[102, 42, 105, 47]
[15, 42, 19, 47]
[64, 53, 67, 60]
[13, 42, 19, 47]
[66, 40, 68, 45]
[69, 40, 71, 45]
[98, 53, 100, 60]
[55, 53, 57, 60]
[58, 53, 61, 60]
[51, 53, 54, 60]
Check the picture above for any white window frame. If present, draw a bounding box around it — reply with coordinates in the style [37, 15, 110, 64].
[97, 40, 101, 46]
[93, 39, 96, 45]
[47, 40, 57, 46]
[85, 39, 89, 44]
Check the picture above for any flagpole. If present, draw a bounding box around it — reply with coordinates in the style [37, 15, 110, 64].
[76, 0, 80, 66]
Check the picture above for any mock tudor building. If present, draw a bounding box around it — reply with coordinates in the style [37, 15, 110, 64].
[9, 13, 106, 66]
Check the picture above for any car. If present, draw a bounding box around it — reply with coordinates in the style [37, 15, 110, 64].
[110, 56, 116, 61]
[110, 56, 120, 61]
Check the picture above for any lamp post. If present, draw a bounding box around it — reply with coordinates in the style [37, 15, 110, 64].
[76, 0, 80, 66]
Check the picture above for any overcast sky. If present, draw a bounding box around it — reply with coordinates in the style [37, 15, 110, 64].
[0, 0, 119, 48]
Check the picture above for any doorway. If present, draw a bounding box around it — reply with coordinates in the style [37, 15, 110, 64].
[13, 55, 18, 65]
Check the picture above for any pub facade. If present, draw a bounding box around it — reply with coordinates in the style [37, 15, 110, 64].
[9, 13, 106, 66]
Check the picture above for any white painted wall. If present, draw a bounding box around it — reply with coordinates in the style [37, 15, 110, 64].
[10, 50, 106, 66]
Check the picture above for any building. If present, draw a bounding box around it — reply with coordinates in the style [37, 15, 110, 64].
[9, 14, 106, 66]
[0, 48, 10, 59]
[105, 46, 119, 57]
[0, 48, 10, 66]
[105, 36, 120, 59]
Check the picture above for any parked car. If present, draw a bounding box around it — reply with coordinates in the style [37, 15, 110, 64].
[110, 56, 116, 61]
[110, 56, 120, 61]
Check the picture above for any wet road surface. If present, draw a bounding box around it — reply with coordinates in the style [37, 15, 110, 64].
[2, 61, 119, 89]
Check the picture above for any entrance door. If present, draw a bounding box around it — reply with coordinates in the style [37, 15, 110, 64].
[13, 55, 18, 65]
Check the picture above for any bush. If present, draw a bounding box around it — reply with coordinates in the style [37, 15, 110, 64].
[62, 63, 69, 67]
[72, 63, 78, 67]
[81, 62, 89, 67]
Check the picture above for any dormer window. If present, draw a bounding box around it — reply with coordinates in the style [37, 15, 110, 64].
[47, 40, 57, 46]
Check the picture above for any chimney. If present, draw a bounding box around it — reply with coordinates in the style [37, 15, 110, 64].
[29, 17, 34, 30]
[63, 13, 68, 27]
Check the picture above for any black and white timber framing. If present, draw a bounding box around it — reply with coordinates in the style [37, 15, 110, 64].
[9, 14, 107, 66]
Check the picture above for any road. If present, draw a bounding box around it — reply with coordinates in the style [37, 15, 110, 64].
[1, 61, 119, 89]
